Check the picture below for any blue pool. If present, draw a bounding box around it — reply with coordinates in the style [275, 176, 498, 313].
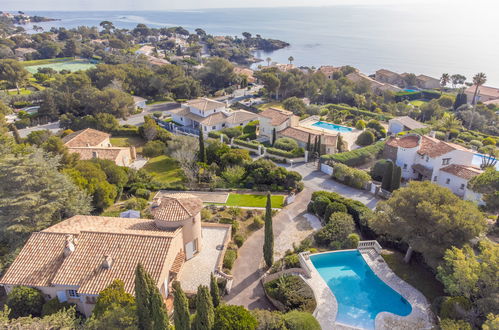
[312, 121, 353, 133]
[310, 251, 412, 329]
[404, 88, 418, 92]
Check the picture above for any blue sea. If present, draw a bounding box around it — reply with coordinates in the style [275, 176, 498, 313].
[19, 5, 499, 86]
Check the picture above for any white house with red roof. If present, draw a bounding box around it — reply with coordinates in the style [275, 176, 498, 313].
[383, 134, 483, 197]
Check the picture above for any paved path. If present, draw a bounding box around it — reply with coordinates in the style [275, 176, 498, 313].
[225, 162, 380, 309]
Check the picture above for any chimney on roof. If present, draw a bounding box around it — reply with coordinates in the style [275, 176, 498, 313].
[102, 255, 113, 269]
[63, 235, 75, 258]
[429, 131, 436, 138]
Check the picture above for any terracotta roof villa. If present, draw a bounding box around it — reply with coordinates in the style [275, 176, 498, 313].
[63, 128, 136, 167]
[168, 98, 258, 134]
[0, 194, 230, 317]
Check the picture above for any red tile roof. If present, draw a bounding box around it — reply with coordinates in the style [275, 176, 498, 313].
[62, 128, 110, 148]
[418, 136, 466, 158]
[440, 164, 483, 180]
[386, 135, 420, 148]
[152, 193, 203, 222]
[259, 108, 294, 126]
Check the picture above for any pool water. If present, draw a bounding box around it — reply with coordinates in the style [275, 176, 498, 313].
[310, 251, 412, 329]
[312, 121, 353, 133]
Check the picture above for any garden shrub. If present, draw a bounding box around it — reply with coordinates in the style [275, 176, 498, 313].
[234, 235, 245, 248]
[323, 202, 348, 223]
[142, 140, 166, 158]
[356, 130, 376, 146]
[134, 188, 151, 200]
[41, 298, 72, 316]
[355, 120, 366, 130]
[332, 163, 370, 189]
[283, 311, 321, 330]
[221, 127, 243, 139]
[6, 286, 45, 318]
[223, 249, 237, 270]
[264, 275, 316, 312]
[435, 131, 446, 141]
[252, 310, 286, 330]
[440, 296, 472, 320]
[213, 305, 258, 330]
[482, 137, 496, 146]
[252, 216, 264, 229]
[321, 141, 385, 167]
[233, 139, 260, 150]
[469, 140, 483, 149]
[370, 159, 389, 181]
[314, 212, 355, 247]
[312, 196, 330, 219]
[123, 197, 148, 211]
[283, 254, 300, 269]
[439, 319, 472, 330]
[112, 126, 140, 137]
[344, 233, 360, 249]
[208, 130, 229, 143]
[266, 147, 304, 158]
[274, 138, 299, 152]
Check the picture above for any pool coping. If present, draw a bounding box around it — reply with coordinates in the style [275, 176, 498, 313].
[299, 249, 434, 330]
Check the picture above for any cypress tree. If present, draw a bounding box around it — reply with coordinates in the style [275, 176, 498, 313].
[317, 135, 322, 156]
[173, 281, 191, 330]
[135, 264, 152, 330]
[272, 128, 276, 146]
[313, 136, 318, 153]
[9, 124, 21, 144]
[150, 284, 169, 330]
[210, 273, 221, 308]
[263, 192, 274, 268]
[391, 165, 402, 191]
[306, 134, 311, 151]
[198, 126, 206, 163]
[381, 160, 394, 191]
[192, 285, 214, 330]
[337, 134, 344, 152]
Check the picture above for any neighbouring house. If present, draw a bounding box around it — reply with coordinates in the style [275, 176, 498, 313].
[388, 116, 427, 134]
[258, 107, 338, 153]
[318, 66, 342, 80]
[14, 47, 37, 60]
[168, 98, 258, 133]
[133, 96, 147, 110]
[63, 128, 136, 166]
[234, 67, 256, 84]
[383, 134, 482, 197]
[346, 72, 401, 93]
[0, 194, 229, 317]
[375, 69, 404, 86]
[465, 85, 499, 104]
[416, 74, 441, 89]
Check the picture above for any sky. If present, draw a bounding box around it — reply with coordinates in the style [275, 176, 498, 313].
[1, 0, 470, 11]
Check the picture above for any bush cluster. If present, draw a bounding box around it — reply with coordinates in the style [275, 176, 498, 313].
[331, 163, 371, 189]
[266, 147, 304, 158]
[264, 275, 316, 312]
[322, 140, 385, 167]
[233, 138, 260, 150]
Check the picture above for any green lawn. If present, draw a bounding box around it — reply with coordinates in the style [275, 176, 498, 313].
[25, 59, 97, 73]
[225, 193, 285, 208]
[255, 102, 284, 111]
[382, 250, 445, 303]
[143, 155, 184, 185]
[21, 57, 74, 66]
[409, 100, 426, 107]
[7, 88, 32, 95]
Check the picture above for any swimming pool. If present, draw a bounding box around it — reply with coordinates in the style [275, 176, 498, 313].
[310, 250, 412, 329]
[404, 89, 418, 92]
[312, 121, 353, 133]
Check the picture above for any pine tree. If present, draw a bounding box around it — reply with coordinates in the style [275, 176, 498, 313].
[381, 160, 394, 191]
[135, 264, 152, 330]
[8, 124, 21, 144]
[272, 128, 276, 146]
[306, 134, 311, 152]
[192, 285, 214, 330]
[210, 273, 221, 308]
[198, 126, 206, 163]
[173, 281, 191, 330]
[391, 165, 401, 191]
[263, 192, 274, 268]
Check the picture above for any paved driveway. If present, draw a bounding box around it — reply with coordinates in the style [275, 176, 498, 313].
[225, 161, 380, 309]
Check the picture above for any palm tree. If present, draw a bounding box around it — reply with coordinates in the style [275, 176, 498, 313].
[266, 57, 272, 66]
[288, 56, 294, 65]
[471, 72, 487, 105]
[438, 113, 461, 140]
[440, 73, 450, 88]
[468, 72, 487, 129]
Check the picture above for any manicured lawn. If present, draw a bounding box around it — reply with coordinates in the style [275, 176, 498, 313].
[143, 155, 184, 185]
[381, 250, 445, 303]
[255, 102, 284, 111]
[21, 57, 73, 66]
[225, 193, 285, 208]
[110, 136, 146, 153]
[409, 100, 426, 107]
[7, 88, 32, 95]
[25, 59, 97, 73]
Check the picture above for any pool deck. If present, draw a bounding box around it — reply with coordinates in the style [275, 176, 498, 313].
[299, 117, 362, 151]
[300, 250, 434, 330]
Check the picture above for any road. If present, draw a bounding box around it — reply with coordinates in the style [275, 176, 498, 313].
[225, 162, 379, 309]
[18, 102, 179, 138]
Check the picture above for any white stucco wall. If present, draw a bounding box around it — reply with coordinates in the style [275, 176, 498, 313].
[436, 171, 468, 197]
[394, 146, 419, 179]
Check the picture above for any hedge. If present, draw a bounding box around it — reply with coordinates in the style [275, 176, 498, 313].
[394, 90, 441, 102]
[322, 140, 385, 167]
[233, 139, 260, 150]
[331, 163, 371, 189]
[324, 104, 394, 121]
[112, 126, 140, 137]
[208, 131, 230, 143]
[266, 147, 304, 158]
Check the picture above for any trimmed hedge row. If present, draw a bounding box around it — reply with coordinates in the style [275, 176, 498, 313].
[112, 126, 140, 137]
[266, 147, 305, 158]
[233, 138, 260, 150]
[394, 90, 441, 102]
[322, 140, 385, 167]
[208, 131, 230, 143]
[325, 104, 394, 121]
[331, 163, 371, 189]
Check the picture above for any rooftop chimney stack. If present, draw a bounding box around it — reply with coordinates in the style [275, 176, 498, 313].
[63, 235, 75, 258]
[102, 255, 113, 269]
